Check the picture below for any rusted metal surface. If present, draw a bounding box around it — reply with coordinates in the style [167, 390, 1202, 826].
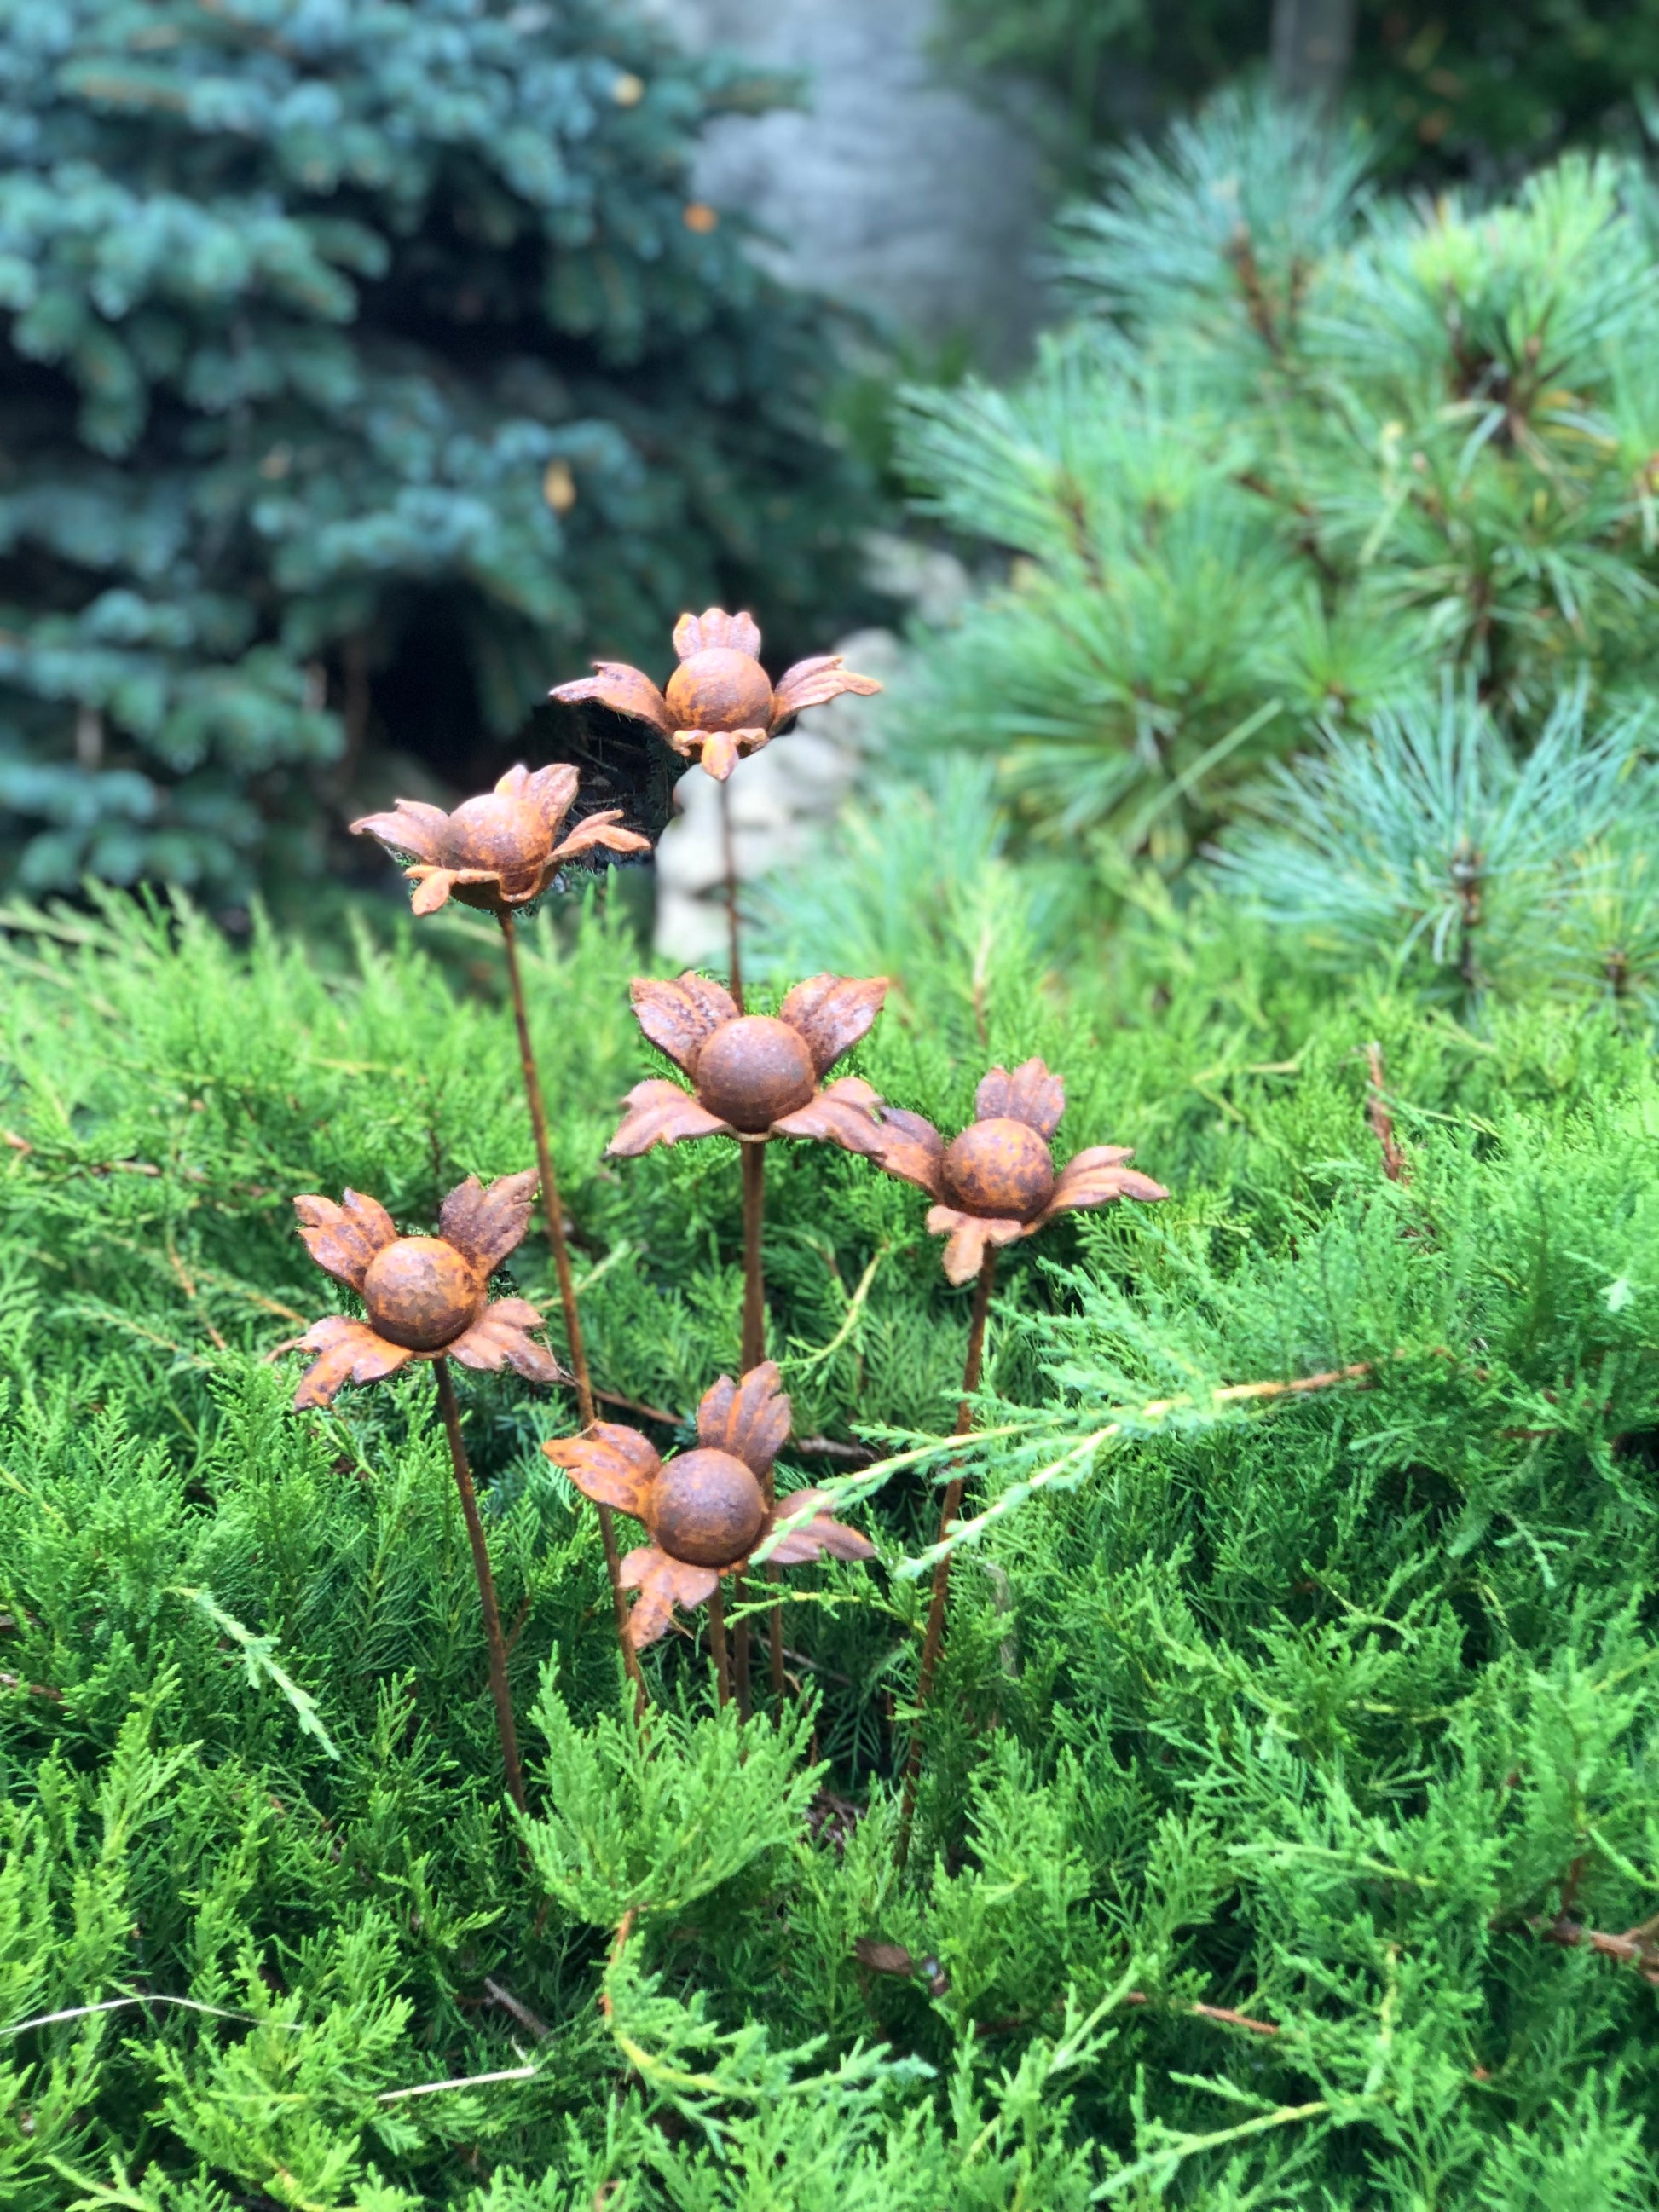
[876, 1056, 1169, 1283]
[609, 970, 890, 1157]
[493, 909, 645, 1701]
[354, 759, 655, 1700]
[882, 1062, 1170, 1861]
[544, 1361, 874, 1649]
[290, 1173, 566, 1407]
[435, 1355, 527, 1814]
[551, 606, 882, 783]
[896, 1243, 997, 1867]
[351, 761, 649, 915]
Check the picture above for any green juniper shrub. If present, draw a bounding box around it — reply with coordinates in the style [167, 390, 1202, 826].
[3, 776, 1659, 2206]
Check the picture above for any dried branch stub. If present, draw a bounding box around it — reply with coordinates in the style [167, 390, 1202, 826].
[876, 1057, 1170, 1283]
[551, 607, 882, 783]
[290, 1173, 567, 1406]
[351, 762, 649, 916]
[609, 970, 890, 1158]
[545, 1362, 874, 1649]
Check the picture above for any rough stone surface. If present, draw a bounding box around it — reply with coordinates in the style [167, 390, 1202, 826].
[642, 0, 1048, 368]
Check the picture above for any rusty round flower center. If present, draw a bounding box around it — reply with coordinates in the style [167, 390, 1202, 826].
[665, 647, 774, 733]
[941, 1118, 1055, 1222]
[648, 1446, 767, 1568]
[693, 1015, 817, 1134]
[441, 793, 550, 876]
[361, 1237, 483, 1351]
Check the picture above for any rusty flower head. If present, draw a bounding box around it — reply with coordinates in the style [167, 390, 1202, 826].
[544, 1362, 874, 1649]
[351, 762, 650, 916]
[550, 607, 882, 782]
[610, 971, 889, 1158]
[290, 1171, 566, 1408]
[876, 1059, 1170, 1285]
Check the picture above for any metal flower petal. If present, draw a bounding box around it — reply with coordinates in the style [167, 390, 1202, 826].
[448, 1300, 565, 1382]
[697, 1360, 790, 1476]
[293, 1188, 399, 1292]
[507, 761, 578, 829]
[438, 1170, 538, 1275]
[619, 1544, 720, 1649]
[632, 973, 740, 1072]
[974, 1059, 1066, 1141]
[608, 1079, 733, 1157]
[549, 661, 675, 736]
[770, 1076, 887, 1155]
[685, 727, 770, 780]
[674, 608, 761, 659]
[766, 1487, 877, 1567]
[407, 866, 460, 915]
[872, 1106, 946, 1198]
[551, 811, 651, 863]
[350, 800, 449, 864]
[545, 1423, 662, 1516]
[1047, 1147, 1171, 1217]
[924, 1205, 1032, 1288]
[770, 655, 883, 727]
[292, 1316, 413, 1409]
[779, 973, 890, 1077]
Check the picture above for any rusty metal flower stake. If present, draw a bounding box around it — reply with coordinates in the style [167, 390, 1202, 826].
[290, 1172, 566, 1813]
[874, 1060, 1169, 1862]
[352, 764, 651, 1697]
[545, 1362, 874, 1705]
[552, 608, 881, 1005]
[608, 967, 889, 1707]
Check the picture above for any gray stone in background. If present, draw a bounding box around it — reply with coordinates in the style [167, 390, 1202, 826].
[638, 0, 1020, 958]
[643, 0, 1049, 370]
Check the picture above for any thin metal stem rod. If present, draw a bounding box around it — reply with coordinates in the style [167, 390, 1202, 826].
[738, 1141, 785, 1701]
[741, 1142, 767, 1372]
[497, 907, 645, 1706]
[896, 1246, 997, 1868]
[732, 1572, 752, 1724]
[719, 778, 743, 1011]
[435, 1358, 526, 1816]
[708, 1585, 731, 1708]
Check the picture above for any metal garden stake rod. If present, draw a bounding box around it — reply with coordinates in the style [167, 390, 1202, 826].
[435, 1355, 526, 1811]
[602, 957, 892, 1708]
[869, 1059, 1169, 1868]
[288, 1172, 566, 1812]
[719, 777, 744, 1014]
[552, 607, 883, 1710]
[897, 1245, 995, 1862]
[350, 765, 651, 1699]
[497, 906, 645, 1704]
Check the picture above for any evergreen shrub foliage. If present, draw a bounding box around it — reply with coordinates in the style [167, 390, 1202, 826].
[1211, 685, 1659, 1019]
[896, 93, 1659, 863]
[0, 0, 874, 897]
[3, 815, 1659, 2204]
[937, 0, 1659, 182]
